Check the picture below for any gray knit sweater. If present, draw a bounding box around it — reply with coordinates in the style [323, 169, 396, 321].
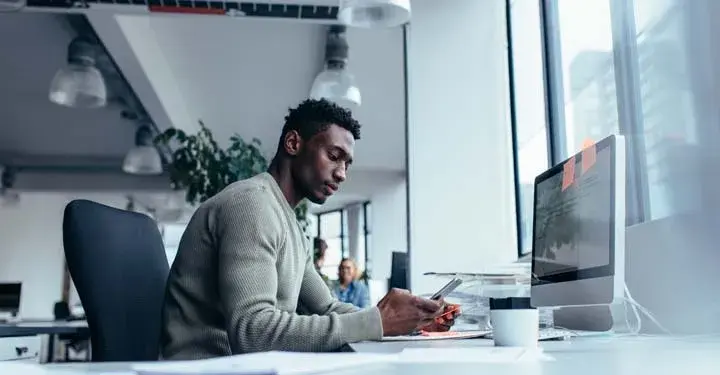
[160, 173, 383, 360]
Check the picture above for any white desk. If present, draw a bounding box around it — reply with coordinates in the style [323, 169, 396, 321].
[44, 334, 720, 375]
[0, 320, 89, 362]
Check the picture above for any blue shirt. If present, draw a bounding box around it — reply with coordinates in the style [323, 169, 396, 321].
[331, 280, 370, 309]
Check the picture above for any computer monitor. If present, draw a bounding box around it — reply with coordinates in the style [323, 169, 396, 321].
[531, 134, 626, 308]
[0, 282, 22, 317]
[388, 251, 408, 291]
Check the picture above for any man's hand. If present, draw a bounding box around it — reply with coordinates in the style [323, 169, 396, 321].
[377, 288, 443, 336]
[419, 303, 461, 332]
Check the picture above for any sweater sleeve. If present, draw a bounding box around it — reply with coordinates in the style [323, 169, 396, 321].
[215, 189, 383, 353]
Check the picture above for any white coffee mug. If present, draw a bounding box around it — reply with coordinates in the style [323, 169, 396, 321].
[490, 297, 539, 347]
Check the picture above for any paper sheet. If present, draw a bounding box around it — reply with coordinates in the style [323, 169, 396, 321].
[132, 352, 395, 375]
[581, 139, 597, 173]
[398, 347, 553, 363]
[380, 330, 490, 341]
[561, 156, 576, 191]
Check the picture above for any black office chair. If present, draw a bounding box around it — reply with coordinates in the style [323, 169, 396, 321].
[388, 251, 409, 291]
[62, 199, 170, 362]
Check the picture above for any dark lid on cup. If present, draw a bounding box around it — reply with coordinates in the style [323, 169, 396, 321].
[489, 297, 534, 310]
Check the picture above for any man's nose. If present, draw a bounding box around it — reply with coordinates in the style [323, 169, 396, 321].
[334, 167, 347, 182]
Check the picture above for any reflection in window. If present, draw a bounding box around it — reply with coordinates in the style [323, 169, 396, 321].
[555, 0, 619, 155]
[632, 0, 700, 219]
[509, 0, 550, 255]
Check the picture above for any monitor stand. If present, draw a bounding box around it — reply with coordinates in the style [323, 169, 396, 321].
[551, 298, 640, 334]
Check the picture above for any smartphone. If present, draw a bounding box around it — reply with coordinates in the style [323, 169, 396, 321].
[430, 278, 463, 300]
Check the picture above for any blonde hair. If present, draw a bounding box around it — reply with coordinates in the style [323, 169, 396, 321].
[339, 258, 364, 280]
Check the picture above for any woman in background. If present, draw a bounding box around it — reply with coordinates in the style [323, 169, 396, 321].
[331, 258, 370, 308]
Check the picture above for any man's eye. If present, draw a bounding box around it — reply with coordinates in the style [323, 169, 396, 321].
[328, 153, 340, 161]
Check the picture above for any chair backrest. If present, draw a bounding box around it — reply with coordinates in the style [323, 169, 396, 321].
[62, 199, 170, 362]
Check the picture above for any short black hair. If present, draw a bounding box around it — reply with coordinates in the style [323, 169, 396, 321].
[313, 237, 327, 261]
[280, 99, 361, 149]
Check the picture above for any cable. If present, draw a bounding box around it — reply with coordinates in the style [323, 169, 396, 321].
[622, 283, 672, 335]
[545, 283, 664, 337]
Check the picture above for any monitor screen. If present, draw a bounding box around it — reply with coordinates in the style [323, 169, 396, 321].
[531, 137, 616, 285]
[0, 282, 21, 312]
[389, 252, 408, 290]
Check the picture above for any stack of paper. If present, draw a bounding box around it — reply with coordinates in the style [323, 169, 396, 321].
[132, 352, 396, 375]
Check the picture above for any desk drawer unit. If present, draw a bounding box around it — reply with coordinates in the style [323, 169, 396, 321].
[0, 335, 41, 362]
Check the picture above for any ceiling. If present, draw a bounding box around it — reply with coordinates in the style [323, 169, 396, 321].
[107, 14, 407, 171]
[0, 10, 407, 208]
[0, 13, 136, 166]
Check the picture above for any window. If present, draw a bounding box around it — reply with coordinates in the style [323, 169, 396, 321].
[317, 210, 344, 278]
[536, 0, 706, 227]
[551, 0, 620, 157]
[311, 203, 372, 279]
[508, 0, 551, 255]
[539, 0, 644, 225]
[631, 0, 700, 219]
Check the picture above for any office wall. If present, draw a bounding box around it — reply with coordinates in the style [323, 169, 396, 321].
[368, 179, 407, 282]
[0, 193, 126, 319]
[406, 0, 518, 295]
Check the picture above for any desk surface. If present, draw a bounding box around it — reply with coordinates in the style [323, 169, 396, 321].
[0, 320, 88, 337]
[44, 334, 720, 375]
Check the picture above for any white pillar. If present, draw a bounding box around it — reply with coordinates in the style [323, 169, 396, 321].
[406, 0, 518, 295]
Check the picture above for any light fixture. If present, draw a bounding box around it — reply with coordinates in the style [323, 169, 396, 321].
[49, 36, 107, 109]
[0, 0, 25, 12]
[309, 25, 361, 109]
[338, 0, 411, 28]
[123, 125, 163, 175]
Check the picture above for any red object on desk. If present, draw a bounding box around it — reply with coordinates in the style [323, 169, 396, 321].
[435, 304, 461, 324]
[420, 330, 465, 337]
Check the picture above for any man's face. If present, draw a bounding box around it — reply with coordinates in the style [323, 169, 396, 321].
[339, 261, 355, 283]
[291, 124, 355, 204]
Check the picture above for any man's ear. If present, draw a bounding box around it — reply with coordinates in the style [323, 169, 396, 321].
[283, 130, 303, 156]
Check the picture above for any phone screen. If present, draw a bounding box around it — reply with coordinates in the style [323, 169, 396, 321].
[430, 278, 462, 300]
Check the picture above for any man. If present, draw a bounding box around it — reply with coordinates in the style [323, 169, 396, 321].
[331, 258, 370, 308]
[160, 99, 457, 359]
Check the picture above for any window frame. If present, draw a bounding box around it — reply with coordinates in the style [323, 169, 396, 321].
[507, 0, 557, 257]
[312, 202, 372, 273]
[362, 201, 371, 275]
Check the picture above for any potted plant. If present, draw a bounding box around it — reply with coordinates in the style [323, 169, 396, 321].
[154, 120, 310, 231]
